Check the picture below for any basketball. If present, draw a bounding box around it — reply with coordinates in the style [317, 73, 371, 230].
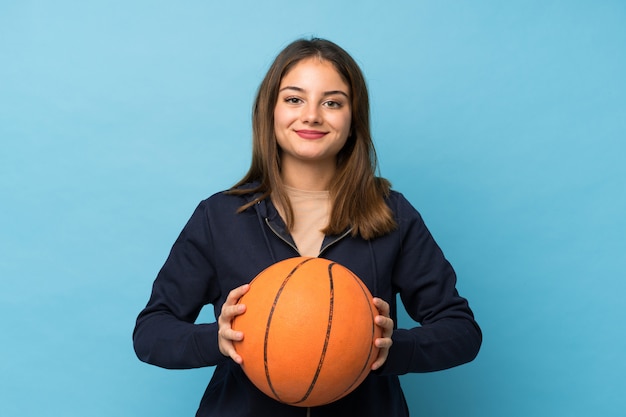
[231, 257, 381, 407]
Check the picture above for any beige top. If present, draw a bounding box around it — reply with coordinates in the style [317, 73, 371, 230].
[278, 186, 331, 257]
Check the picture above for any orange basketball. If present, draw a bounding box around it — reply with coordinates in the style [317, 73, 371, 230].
[232, 257, 381, 407]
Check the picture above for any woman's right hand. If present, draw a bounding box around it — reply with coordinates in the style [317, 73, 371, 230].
[217, 283, 250, 364]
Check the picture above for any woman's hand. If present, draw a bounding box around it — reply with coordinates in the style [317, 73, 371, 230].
[371, 297, 394, 371]
[217, 283, 250, 364]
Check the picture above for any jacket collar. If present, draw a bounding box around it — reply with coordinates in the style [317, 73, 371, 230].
[240, 181, 353, 257]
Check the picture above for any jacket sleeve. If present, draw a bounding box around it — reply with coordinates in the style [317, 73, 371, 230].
[132, 201, 224, 369]
[377, 194, 482, 375]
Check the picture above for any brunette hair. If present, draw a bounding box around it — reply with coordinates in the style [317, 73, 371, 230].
[230, 38, 396, 240]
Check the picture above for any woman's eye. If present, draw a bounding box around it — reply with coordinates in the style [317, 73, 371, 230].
[285, 97, 302, 104]
[324, 100, 342, 109]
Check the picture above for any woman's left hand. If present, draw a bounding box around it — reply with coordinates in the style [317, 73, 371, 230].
[371, 297, 394, 371]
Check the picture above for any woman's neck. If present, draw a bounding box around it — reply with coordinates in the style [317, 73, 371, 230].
[280, 158, 336, 191]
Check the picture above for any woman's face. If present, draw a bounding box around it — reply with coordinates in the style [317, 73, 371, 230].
[274, 57, 352, 170]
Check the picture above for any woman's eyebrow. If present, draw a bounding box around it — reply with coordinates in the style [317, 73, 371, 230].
[279, 86, 349, 98]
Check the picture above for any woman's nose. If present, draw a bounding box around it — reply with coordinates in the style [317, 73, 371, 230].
[301, 103, 322, 124]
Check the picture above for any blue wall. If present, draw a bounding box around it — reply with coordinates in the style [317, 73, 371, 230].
[1, 1, 624, 416]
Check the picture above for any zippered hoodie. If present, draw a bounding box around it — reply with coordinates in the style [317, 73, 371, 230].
[133, 185, 482, 416]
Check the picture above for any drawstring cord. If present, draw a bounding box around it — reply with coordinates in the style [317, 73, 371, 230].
[368, 240, 379, 296]
[255, 201, 277, 263]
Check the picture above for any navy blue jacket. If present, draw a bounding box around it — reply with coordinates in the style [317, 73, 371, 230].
[133, 186, 481, 416]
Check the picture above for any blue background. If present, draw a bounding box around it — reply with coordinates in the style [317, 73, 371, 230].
[1, 1, 625, 416]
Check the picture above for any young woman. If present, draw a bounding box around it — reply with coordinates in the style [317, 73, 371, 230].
[133, 38, 481, 417]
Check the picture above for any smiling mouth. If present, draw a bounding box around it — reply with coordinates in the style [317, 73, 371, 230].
[295, 130, 327, 139]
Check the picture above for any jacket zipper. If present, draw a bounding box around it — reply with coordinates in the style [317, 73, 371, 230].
[265, 217, 353, 258]
[318, 228, 352, 256]
[264, 218, 300, 255]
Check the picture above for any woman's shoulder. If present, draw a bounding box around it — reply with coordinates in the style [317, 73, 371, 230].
[385, 189, 425, 223]
[385, 188, 414, 208]
[200, 188, 249, 205]
[198, 182, 261, 209]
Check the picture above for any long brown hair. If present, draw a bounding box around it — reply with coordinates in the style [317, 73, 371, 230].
[229, 38, 396, 240]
